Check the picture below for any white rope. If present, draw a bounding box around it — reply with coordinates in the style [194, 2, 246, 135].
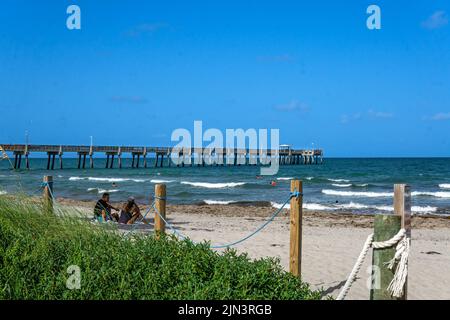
[386, 236, 410, 298]
[336, 228, 409, 300]
[336, 233, 374, 300]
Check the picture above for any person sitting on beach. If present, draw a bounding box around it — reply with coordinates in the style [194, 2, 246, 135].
[118, 197, 148, 225]
[94, 192, 119, 222]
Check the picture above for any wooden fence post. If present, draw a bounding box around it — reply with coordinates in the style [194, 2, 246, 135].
[394, 184, 411, 238]
[43, 175, 53, 214]
[154, 184, 166, 238]
[370, 214, 403, 300]
[393, 183, 411, 299]
[289, 179, 303, 277]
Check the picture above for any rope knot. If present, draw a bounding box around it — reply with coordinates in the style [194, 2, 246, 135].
[337, 228, 409, 300]
[290, 190, 302, 198]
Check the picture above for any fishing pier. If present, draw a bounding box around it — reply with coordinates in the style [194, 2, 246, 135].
[1, 144, 324, 170]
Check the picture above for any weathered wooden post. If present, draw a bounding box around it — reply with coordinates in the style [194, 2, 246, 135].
[370, 214, 401, 300]
[394, 184, 411, 238]
[289, 179, 303, 277]
[370, 184, 411, 300]
[43, 175, 53, 214]
[154, 184, 166, 239]
[393, 183, 411, 299]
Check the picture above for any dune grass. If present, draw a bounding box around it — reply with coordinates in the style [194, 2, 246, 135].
[0, 195, 321, 300]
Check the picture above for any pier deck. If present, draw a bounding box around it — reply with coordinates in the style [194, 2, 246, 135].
[0, 144, 323, 169]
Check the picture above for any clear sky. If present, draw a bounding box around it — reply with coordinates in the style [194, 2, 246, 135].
[0, 0, 449, 157]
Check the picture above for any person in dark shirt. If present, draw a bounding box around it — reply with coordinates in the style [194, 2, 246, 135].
[94, 193, 119, 222]
[118, 197, 149, 225]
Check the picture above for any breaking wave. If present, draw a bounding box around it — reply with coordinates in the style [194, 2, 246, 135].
[181, 181, 246, 189]
[322, 189, 393, 197]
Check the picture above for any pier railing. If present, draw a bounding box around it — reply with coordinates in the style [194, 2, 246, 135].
[1, 144, 324, 170]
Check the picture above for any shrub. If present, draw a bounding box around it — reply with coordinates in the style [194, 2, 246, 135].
[0, 196, 321, 300]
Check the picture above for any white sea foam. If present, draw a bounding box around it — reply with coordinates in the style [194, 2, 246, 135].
[0, 191, 7, 195]
[87, 188, 119, 194]
[372, 205, 437, 213]
[374, 205, 394, 212]
[323, 188, 449, 199]
[337, 202, 369, 209]
[276, 177, 294, 181]
[270, 201, 290, 210]
[271, 202, 333, 211]
[69, 177, 84, 181]
[88, 177, 146, 183]
[322, 189, 393, 197]
[356, 183, 368, 187]
[412, 191, 450, 198]
[411, 206, 438, 213]
[70, 176, 146, 183]
[439, 184, 450, 189]
[331, 183, 352, 188]
[151, 179, 174, 183]
[181, 181, 246, 189]
[328, 178, 350, 183]
[306, 177, 314, 180]
[203, 200, 237, 205]
[270, 200, 437, 214]
[87, 177, 127, 182]
[303, 203, 333, 210]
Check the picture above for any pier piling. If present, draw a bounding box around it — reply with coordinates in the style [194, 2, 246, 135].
[1, 144, 323, 169]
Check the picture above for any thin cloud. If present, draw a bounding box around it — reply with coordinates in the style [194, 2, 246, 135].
[257, 54, 295, 63]
[109, 96, 148, 104]
[426, 112, 450, 121]
[340, 113, 362, 124]
[274, 100, 309, 112]
[123, 23, 168, 37]
[341, 110, 393, 124]
[368, 109, 394, 119]
[421, 11, 448, 30]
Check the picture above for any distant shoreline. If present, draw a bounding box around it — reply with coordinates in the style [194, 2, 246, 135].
[53, 197, 450, 229]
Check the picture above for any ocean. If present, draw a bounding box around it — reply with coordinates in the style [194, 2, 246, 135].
[1, 158, 449, 215]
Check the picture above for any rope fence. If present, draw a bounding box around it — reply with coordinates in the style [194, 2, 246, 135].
[151, 191, 297, 249]
[336, 228, 410, 300]
[34, 176, 412, 300]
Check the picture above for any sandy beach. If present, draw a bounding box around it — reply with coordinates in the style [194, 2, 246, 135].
[58, 198, 450, 300]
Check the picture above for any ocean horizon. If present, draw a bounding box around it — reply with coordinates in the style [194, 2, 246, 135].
[1, 157, 449, 216]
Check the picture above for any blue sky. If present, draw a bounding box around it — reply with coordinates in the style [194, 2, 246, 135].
[0, 0, 449, 157]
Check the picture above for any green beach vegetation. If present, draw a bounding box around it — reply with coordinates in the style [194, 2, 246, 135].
[0, 195, 321, 300]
